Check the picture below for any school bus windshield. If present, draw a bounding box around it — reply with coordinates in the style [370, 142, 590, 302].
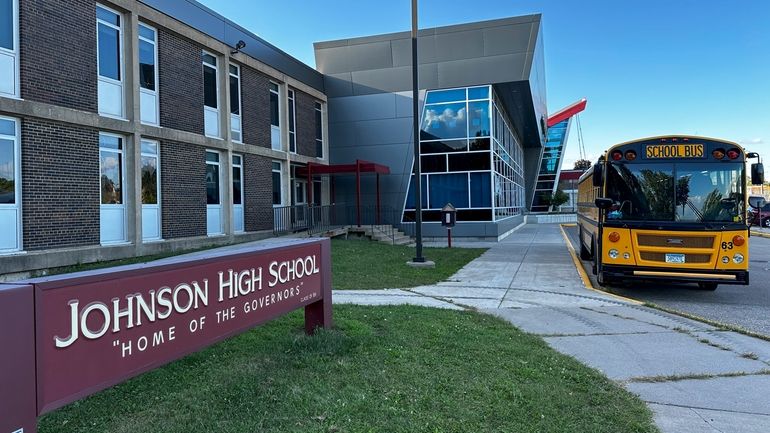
[605, 162, 745, 222]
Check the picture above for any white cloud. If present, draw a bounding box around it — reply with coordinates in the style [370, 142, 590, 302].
[740, 138, 764, 145]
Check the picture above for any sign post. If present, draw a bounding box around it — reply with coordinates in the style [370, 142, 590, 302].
[0, 238, 332, 433]
[441, 203, 457, 248]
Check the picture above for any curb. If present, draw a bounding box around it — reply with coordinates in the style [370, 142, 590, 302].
[558, 224, 643, 305]
[751, 230, 770, 239]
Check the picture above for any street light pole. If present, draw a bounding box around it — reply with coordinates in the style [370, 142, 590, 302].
[411, 0, 425, 262]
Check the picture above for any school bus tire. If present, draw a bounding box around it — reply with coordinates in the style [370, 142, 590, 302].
[698, 282, 719, 291]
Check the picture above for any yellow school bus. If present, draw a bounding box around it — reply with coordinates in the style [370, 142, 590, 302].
[577, 136, 765, 290]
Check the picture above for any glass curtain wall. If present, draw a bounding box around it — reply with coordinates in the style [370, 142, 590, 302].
[403, 86, 525, 222]
[531, 119, 568, 211]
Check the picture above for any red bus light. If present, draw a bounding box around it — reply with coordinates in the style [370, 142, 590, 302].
[611, 151, 623, 161]
[733, 235, 745, 246]
[712, 149, 725, 159]
[727, 149, 740, 160]
[625, 151, 637, 161]
[608, 232, 621, 242]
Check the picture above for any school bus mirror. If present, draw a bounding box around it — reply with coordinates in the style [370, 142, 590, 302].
[595, 198, 613, 210]
[751, 163, 764, 185]
[592, 164, 603, 187]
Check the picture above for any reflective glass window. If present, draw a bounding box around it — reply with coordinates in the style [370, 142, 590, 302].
[458, 209, 492, 221]
[97, 23, 120, 80]
[0, 138, 14, 204]
[420, 102, 467, 140]
[0, 118, 13, 135]
[405, 174, 428, 209]
[288, 89, 296, 152]
[140, 155, 157, 204]
[421, 154, 446, 173]
[138, 38, 155, 90]
[468, 101, 490, 138]
[448, 152, 490, 172]
[272, 170, 281, 205]
[425, 88, 466, 104]
[100, 150, 123, 204]
[229, 73, 240, 115]
[206, 161, 220, 205]
[270, 86, 279, 127]
[420, 139, 467, 154]
[470, 137, 490, 151]
[206, 151, 219, 163]
[429, 173, 468, 209]
[99, 134, 121, 150]
[141, 140, 157, 154]
[232, 165, 242, 205]
[138, 24, 154, 40]
[203, 62, 217, 109]
[467, 86, 489, 100]
[97, 6, 119, 25]
[470, 172, 491, 207]
[1, 0, 13, 50]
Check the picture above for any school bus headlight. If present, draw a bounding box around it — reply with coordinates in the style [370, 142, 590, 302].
[722, 256, 730, 264]
[609, 249, 619, 259]
[733, 253, 744, 264]
[623, 252, 631, 260]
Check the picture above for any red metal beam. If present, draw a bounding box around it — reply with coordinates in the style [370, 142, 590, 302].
[297, 160, 390, 176]
[547, 98, 587, 128]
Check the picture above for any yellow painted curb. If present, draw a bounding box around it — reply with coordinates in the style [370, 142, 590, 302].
[558, 224, 643, 305]
[751, 230, 770, 239]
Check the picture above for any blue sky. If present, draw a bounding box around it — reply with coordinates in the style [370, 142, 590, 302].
[198, 0, 770, 169]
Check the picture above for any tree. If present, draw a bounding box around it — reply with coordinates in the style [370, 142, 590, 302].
[546, 189, 570, 209]
[574, 159, 592, 170]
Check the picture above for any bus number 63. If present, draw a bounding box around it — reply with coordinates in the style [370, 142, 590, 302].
[721, 241, 733, 250]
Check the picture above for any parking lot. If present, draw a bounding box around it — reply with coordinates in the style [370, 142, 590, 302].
[565, 226, 770, 337]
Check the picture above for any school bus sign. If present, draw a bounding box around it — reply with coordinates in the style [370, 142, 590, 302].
[0, 238, 333, 433]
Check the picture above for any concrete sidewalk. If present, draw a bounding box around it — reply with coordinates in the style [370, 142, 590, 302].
[335, 224, 770, 433]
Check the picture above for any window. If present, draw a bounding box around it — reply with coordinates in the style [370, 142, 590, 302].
[202, 52, 220, 138]
[313, 180, 322, 206]
[0, 0, 19, 98]
[272, 161, 282, 205]
[205, 150, 223, 235]
[269, 82, 281, 150]
[229, 64, 242, 142]
[232, 154, 244, 232]
[96, 5, 124, 117]
[314, 101, 323, 158]
[288, 89, 296, 153]
[99, 133, 126, 244]
[140, 139, 161, 240]
[0, 116, 20, 252]
[138, 23, 158, 125]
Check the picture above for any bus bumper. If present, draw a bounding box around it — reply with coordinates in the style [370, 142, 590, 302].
[601, 265, 749, 286]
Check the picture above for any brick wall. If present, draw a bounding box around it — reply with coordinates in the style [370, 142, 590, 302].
[160, 140, 206, 239]
[243, 154, 273, 232]
[21, 119, 100, 250]
[295, 89, 320, 158]
[240, 66, 271, 149]
[158, 29, 204, 135]
[19, 0, 97, 112]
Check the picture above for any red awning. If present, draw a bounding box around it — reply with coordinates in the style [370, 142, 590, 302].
[296, 160, 390, 177]
[547, 98, 587, 128]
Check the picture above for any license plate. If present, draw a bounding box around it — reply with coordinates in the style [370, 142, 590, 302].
[645, 144, 704, 159]
[665, 253, 686, 264]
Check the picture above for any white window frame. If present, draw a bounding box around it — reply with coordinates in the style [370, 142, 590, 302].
[205, 149, 223, 235]
[272, 160, 283, 206]
[202, 51, 221, 139]
[229, 63, 242, 143]
[99, 132, 127, 244]
[314, 101, 324, 159]
[96, 4, 125, 119]
[232, 154, 244, 233]
[138, 22, 159, 126]
[270, 82, 281, 150]
[0, 0, 19, 98]
[140, 138, 161, 241]
[288, 88, 296, 153]
[0, 115, 21, 253]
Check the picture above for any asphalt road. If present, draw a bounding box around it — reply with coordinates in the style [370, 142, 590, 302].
[564, 226, 770, 337]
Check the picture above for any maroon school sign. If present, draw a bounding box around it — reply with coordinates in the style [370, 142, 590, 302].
[0, 238, 332, 433]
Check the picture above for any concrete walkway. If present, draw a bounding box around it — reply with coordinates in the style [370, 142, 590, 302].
[335, 224, 770, 433]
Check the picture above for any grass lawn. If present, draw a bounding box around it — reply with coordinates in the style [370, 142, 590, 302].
[39, 305, 657, 433]
[331, 239, 486, 290]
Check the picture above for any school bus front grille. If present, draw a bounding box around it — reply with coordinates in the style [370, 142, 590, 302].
[639, 252, 712, 264]
[636, 234, 716, 249]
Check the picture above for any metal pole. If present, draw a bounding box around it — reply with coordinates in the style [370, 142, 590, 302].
[412, 0, 425, 262]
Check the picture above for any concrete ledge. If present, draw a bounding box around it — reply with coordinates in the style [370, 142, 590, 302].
[0, 230, 273, 280]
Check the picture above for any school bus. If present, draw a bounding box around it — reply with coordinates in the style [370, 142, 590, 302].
[577, 136, 765, 291]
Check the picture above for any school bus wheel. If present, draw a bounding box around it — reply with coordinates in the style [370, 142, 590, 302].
[698, 282, 718, 291]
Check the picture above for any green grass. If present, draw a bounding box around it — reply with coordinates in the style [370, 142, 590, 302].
[39, 305, 658, 433]
[331, 239, 486, 290]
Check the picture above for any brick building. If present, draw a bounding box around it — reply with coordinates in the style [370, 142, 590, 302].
[0, 0, 329, 275]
